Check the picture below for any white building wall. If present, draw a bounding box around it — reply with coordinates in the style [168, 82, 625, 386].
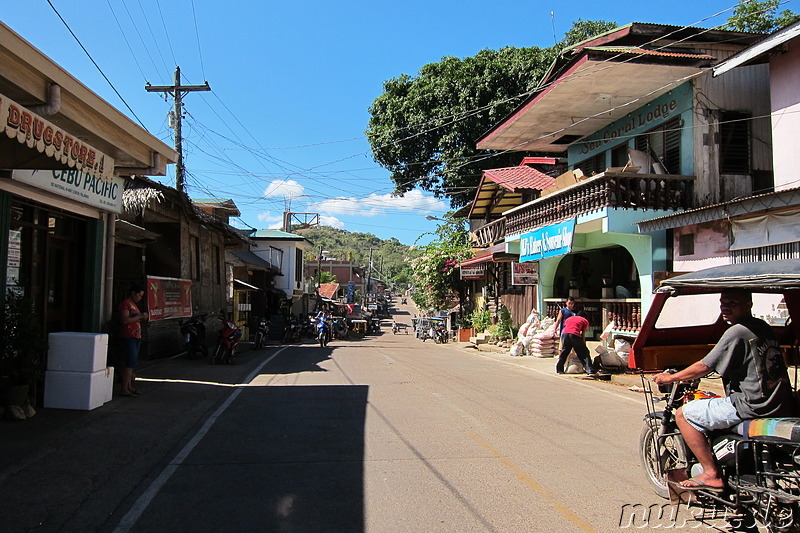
[770, 38, 800, 191]
[694, 47, 771, 204]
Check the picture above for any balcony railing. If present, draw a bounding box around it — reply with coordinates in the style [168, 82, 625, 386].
[505, 172, 694, 237]
[546, 299, 642, 338]
[474, 218, 506, 248]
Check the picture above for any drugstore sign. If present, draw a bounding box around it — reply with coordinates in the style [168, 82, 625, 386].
[519, 220, 575, 262]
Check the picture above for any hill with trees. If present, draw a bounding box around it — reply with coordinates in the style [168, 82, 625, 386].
[296, 226, 419, 289]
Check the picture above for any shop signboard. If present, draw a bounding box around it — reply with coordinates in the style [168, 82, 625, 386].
[6, 229, 21, 286]
[511, 262, 538, 285]
[460, 264, 486, 280]
[0, 91, 114, 180]
[519, 220, 575, 262]
[146, 275, 192, 321]
[347, 281, 355, 303]
[12, 169, 124, 213]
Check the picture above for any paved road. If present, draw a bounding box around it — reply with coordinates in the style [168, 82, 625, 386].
[1, 308, 681, 532]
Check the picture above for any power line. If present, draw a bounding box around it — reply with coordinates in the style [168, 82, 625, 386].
[45, 0, 149, 130]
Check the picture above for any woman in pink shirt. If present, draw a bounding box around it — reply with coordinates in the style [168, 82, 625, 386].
[556, 311, 595, 375]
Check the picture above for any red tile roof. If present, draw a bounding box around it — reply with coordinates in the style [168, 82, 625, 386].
[482, 166, 555, 191]
[318, 283, 339, 300]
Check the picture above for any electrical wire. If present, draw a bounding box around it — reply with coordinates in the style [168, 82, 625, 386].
[45, 0, 149, 130]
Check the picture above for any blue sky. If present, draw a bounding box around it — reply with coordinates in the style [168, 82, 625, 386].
[3, 1, 795, 245]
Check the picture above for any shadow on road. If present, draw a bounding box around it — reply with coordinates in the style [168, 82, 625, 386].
[138, 384, 369, 532]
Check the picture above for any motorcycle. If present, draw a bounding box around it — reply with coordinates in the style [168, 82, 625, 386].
[433, 324, 448, 344]
[332, 317, 348, 340]
[212, 315, 242, 365]
[252, 316, 269, 350]
[401, 297, 407, 305]
[639, 371, 800, 531]
[282, 318, 302, 344]
[180, 313, 207, 359]
[316, 317, 331, 348]
[392, 321, 399, 334]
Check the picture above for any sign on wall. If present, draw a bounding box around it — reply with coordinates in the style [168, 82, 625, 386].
[460, 264, 486, 280]
[519, 220, 575, 262]
[12, 169, 124, 213]
[146, 275, 192, 321]
[511, 262, 538, 285]
[1, 91, 114, 180]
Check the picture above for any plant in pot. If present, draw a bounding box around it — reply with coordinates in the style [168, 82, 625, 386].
[0, 289, 47, 411]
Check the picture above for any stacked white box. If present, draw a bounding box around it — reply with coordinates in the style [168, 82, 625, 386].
[44, 367, 114, 410]
[47, 333, 108, 372]
[44, 333, 113, 410]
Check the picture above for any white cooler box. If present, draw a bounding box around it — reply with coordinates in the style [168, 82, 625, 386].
[44, 367, 114, 410]
[47, 332, 108, 373]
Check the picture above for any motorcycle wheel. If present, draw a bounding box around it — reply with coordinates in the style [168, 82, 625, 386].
[639, 419, 688, 499]
[211, 344, 224, 365]
[252, 333, 262, 350]
[318, 331, 325, 348]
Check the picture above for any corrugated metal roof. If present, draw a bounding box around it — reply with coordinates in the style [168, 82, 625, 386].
[584, 46, 716, 60]
[250, 229, 304, 239]
[482, 166, 555, 191]
[637, 186, 800, 232]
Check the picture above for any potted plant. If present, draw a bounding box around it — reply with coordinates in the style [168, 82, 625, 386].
[0, 290, 47, 408]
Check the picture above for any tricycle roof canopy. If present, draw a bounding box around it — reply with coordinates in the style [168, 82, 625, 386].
[658, 259, 800, 292]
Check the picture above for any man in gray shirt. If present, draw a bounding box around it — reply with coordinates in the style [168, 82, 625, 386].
[653, 289, 794, 491]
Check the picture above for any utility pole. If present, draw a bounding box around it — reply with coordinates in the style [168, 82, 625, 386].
[366, 248, 373, 304]
[146, 67, 210, 193]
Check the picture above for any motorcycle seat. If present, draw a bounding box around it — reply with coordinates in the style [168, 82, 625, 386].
[736, 418, 800, 442]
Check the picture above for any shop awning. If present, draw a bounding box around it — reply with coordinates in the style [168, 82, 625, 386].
[460, 243, 519, 267]
[233, 279, 261, 291]
[318, 283, 339, 300]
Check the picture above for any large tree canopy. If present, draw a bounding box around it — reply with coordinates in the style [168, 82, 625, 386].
[366, 20, 617, 208]
[725, 0, 799, 33]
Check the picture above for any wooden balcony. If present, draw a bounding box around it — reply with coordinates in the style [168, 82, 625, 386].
[505, 172, 694, 236]
[474, 218, 506, 247]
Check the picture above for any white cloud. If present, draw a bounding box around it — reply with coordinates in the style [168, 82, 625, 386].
[319, 215, 345, 229]
[309, 189, 447, 217]
[257, 211, 284, 230]
[263, 179, 305, 199]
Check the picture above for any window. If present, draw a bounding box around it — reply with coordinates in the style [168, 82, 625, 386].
[719, 111, 751, 174]
[679, 233, 694, 256]
[295, 249, 303, 285]
[635, 117, 681, 174]
[574, 152, 605, 176]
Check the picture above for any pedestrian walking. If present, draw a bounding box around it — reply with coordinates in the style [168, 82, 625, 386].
[556, 310, 594, 375]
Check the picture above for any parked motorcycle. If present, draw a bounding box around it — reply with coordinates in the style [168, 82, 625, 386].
[180, 313, 208, 359]
[433, 324, 448, 344]
[212, 314, 242, 365]
[252, 316, 268, 350]
[332, 317, 348, 340]
[282, 318, 302, 344]
[639, 371, 800, 531]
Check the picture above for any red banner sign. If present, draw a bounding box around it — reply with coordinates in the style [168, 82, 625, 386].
[146, 276, 192, 321]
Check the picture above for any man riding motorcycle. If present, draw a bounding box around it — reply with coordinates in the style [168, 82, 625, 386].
[652, 288, 794, 491]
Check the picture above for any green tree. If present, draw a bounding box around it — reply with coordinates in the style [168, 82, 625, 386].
[409, 216, 471, 312]
[725, 0, 799, 32]
[366, 20, 617, 208]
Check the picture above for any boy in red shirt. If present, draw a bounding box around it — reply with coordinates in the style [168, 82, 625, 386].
[556, 311, 594, 375]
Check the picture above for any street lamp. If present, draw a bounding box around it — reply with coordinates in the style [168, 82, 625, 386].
[426, 215, 446, 221]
